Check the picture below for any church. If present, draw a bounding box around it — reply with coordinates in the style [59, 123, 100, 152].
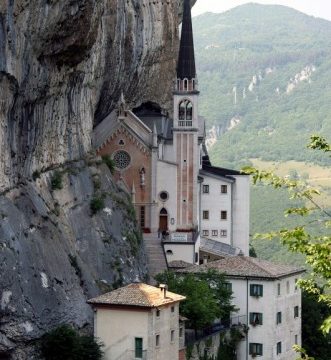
[93, 0, 250, 266]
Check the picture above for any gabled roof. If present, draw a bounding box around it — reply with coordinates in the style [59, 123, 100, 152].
[177, 0, 196, 80]
[202, 155, 242, 176]
[88, 283, 185, 308]
[178, 256, 305, 280]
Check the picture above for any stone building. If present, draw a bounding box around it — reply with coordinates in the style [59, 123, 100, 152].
[88, 282, 186, 360]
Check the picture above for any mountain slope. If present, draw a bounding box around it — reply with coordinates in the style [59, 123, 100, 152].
[193, 4, 331, 167]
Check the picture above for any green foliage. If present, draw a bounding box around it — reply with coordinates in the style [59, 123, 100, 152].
[193, 6, 331, 167]
[244, 136, 331, 335]
[301, 291, 331, 360]
[155, 270, 235, 333]
[40, 324, 103, 360]
[51, 171, 63, 190]
[101, 155, 115, 174]
[90, 196, 105, 215]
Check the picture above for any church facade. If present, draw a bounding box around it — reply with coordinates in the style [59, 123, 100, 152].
[93, 0, 250, 262]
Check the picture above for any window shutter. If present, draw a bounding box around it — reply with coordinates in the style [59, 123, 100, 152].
[249, 313, 254, 324]
[250, 284, 254, 296]
[260, 313, 263, 325]
[260, 285, 263, 297]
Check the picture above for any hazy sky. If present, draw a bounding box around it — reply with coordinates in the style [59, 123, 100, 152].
[192, 0, 331, 21]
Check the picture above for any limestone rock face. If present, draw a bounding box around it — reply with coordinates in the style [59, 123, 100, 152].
[0, 0, 195, 189]
[0, 0, 196, 358]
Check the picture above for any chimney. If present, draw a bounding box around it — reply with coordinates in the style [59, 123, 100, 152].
[159, 284, 167, 298]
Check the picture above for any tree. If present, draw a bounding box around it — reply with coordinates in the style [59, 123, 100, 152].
[243, 135, 331, 349]
[40, 325, 103, 360]
[155, 270, 235, 335]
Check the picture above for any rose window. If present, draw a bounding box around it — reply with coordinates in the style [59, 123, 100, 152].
[113, 151, 131, 170]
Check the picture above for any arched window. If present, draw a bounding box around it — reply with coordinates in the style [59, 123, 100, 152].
[179, 101, 186, 120]
[186, 102, 193, 120]
[160, 208, 168, 215]
[178, 100, 193, 123]
[183, 78, 188, 90]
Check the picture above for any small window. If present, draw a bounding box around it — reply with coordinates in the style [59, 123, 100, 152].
[135, 338, 143, 358]
[166, 250, 173, 255]
[220, 229, 227, 237]
[220, 211, 227, 220]
[203, 185, 209, 194]
[277, 342, 282, 355]
[118, 139, 125, 146]
[294, 335, 298, 345]
[295, 278, 298, 291]
[156, 309, 160, 317]
[294, 306, 299, 318]
[202, 230, 209, 236]
[171, 306, 175, 313]
[276, 311, 282, 324]
[250, 284, 263, 297]
[156, 334, 160, 347]
[171, 330, 175, 342]
[203, 211, 209, 220]
[221, 185, 228, 194]
[250, 312, 263, 326]
[277, 283, 281, 296]
[212, 230, 218, 237]
[223, 282, 232, 292]
[249, 343, 263, 356]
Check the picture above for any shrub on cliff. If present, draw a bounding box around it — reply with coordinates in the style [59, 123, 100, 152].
[40, 324, 103, 360]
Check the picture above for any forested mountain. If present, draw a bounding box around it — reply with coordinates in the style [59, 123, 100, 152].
[193, 4, 331, 263]
[193, 4, 331, 168]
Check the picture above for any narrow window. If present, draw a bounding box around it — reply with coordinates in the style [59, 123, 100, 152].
[156, 309, 160, 317]
[140, 206, 145, 229]
[171, 306, 175, 313]
[202, 230, 209, 236]
[203, 185, 209, 193]
[220, 211, 227, 220]
[295, 278, 298, 291]
[212, 230, 218, 237]
[203, 211, 209, 220]
[156, 334, 160, 347]
[171, 330, 175, 342]
[277, 283, 281, 296]
[277, 342, 282, 355]
[135, 338, 143, 358]
[294, 306, 299, 318]
[294, 335, 298, 345]
[221, 185, 228, 194]
[276, 311, 282, 324]
[224, 282, 232, 292]
[186, 101, 193, 120]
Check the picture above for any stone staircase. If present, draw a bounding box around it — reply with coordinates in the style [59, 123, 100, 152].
[143, 233, 168, 281]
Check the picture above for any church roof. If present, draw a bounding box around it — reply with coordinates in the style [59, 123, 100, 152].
[177, 0, 196, 80]
[88, 283, 185, 308]
[178, 256, 305, 280]
[201, 155, 243, 176]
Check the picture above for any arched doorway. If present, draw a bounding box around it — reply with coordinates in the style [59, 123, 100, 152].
[159, 208, 168, 232]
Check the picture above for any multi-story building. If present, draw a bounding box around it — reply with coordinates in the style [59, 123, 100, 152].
[88, 282, 186, 360]
[179, 256, 305, 360]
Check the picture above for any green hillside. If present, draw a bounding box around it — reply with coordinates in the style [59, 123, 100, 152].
[193, 4, 331, 168]
[193, 4, 331, 263]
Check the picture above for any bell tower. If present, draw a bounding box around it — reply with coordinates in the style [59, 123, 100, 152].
[173, 0, 199, 230]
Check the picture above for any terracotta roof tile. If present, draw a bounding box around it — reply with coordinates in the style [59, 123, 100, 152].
[178, 256, 305, 279]
[88, 283, 185, 308]
[168, 260, 193, 269]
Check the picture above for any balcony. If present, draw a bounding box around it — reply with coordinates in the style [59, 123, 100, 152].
[178, 120, 193, 127]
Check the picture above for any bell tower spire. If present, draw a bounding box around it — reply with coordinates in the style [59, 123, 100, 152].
[177, 0, 196, 80]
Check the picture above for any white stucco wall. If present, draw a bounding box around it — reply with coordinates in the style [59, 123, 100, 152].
[200, 173, 233, 245]
[227, 275, 302, 360]
[232, 175, 250, 255]
[164, 243, 195, 264]
[94, 303, 181, 360]
[156, 160, 178, 232]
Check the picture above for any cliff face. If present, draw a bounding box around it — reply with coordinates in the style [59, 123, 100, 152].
[0, 0, 196, 358]
[0, 0, 195, 189]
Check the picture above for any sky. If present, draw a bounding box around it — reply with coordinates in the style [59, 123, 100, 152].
[192, 0, 331, 21]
